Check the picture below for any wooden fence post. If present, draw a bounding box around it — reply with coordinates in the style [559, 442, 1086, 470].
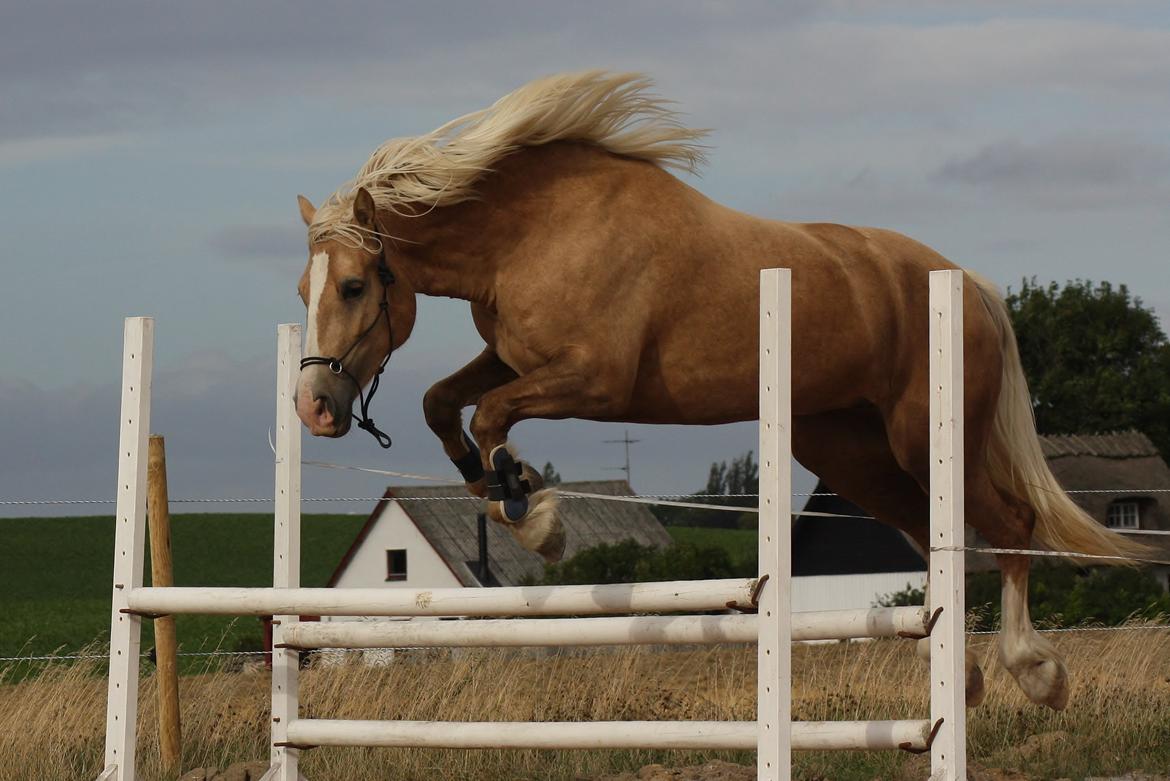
[148, 435, 181, 775]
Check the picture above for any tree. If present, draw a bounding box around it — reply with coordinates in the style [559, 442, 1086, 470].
[1006, 278, 1170, 456]
[540, 461, 562, 486]
[653, 451, 758, 529]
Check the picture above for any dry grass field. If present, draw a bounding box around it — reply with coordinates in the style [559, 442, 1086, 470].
[1, 626, 1168, 781]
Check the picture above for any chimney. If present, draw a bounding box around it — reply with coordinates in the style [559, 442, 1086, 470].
[477, 512, 491, 585]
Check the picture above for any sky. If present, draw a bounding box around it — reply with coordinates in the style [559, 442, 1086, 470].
[2, 1, 1168, 515]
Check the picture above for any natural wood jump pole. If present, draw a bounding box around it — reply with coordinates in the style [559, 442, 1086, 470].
[147, 435, 181, 774]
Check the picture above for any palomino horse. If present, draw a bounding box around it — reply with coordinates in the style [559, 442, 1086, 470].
[293, 71, 1139, 710]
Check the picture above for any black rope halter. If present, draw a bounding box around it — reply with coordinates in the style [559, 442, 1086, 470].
[299, 255, 396, 448]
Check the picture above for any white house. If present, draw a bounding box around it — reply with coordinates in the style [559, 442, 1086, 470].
[324, 478, 929, 616]
[325, 479, 674, 596]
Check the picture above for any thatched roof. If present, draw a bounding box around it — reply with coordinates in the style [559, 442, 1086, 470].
[1040, 431, 1160, 460]
[1039, 430, 1170, 566]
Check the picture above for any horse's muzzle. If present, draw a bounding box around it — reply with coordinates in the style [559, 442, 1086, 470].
[296, 378, 353, 437]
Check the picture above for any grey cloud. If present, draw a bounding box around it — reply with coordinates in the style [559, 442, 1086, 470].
[933, 136, 1170, 208]
[0, 1, 807, 143]
[25, 3, 1170, 152]
[209, 224, 305, 262]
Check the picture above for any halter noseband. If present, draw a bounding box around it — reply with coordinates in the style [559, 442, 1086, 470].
[299, 254, 396, 449]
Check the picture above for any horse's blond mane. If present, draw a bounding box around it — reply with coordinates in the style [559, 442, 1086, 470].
[309, 71, 708, 249]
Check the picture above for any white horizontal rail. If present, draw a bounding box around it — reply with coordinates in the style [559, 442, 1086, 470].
[285, 614, 753, 648]
[284, 718, 932, 752]
[788, 606, 928, 641]
[280, 606, 929, 649]
[793, 719, 932, 751]
[128, 580, 759, 617]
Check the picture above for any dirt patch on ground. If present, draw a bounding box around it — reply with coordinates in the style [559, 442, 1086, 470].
[586, 761, 1170, 781]
[590, 761, 756, 781]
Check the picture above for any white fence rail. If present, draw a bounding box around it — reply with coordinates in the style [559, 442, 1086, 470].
[99, 269, 967, 781]
[277, 607, 929, 650]
[127, 579, 758, 617]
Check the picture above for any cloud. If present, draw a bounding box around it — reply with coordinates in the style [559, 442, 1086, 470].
[0, 132, 138, 166]
[5, 4, 1168, 153]
[933, 136, 1170, 208]
[208, 224, 305, 263]
[2, 2, 1165, 514]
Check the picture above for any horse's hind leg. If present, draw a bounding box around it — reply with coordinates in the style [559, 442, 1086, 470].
[794, 408, 985, 706]
[884, 374, 1069, 709]
[972, 479, 1070, 710]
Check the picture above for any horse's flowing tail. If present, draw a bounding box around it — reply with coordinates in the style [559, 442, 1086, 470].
[970, 274, 1148, 563]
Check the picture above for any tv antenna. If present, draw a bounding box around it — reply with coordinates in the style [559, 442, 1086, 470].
[603, 429, 641, 485]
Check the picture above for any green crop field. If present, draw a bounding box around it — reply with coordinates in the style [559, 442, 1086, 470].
[665, 525, 757, 568]
[3, 513, 367, 661]
[4, 516, 762, 663]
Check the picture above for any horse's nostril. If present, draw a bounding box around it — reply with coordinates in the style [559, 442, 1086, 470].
[313, 395, 334, 422]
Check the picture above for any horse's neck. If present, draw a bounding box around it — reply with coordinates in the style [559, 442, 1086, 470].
[381, 143, 643, 305]
[379, 206, 499, 305]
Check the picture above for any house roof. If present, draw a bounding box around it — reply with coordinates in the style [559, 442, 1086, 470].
[1037, 430, 1170, 562]
[1038, 430, 1170, 505]
[796, 431, 1170, 574]
[329, 480, 673, 588]
[1040, 431, 1160, 460]
[793, 481, 926, 576]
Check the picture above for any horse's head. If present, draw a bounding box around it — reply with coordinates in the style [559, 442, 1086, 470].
[294, 188, 416, 441]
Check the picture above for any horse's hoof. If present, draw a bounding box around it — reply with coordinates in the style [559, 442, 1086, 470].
[1002, 632, 1070, 710]
[520, 461, 545, 493]
[1015, 656, 1070, 710]
[492, 489, 565, 562]
[492, 497, 528, 523]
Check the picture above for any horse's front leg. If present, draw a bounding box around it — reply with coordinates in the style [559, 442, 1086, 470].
[422, 348, 518, 498]
[470, 352, 627, 563]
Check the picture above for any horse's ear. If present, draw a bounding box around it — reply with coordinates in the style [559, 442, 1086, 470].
[353, 187, 376, 229]
[297, 195, 316, 227]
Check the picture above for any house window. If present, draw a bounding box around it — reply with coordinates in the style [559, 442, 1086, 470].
[386, 549, 408, 581]
[1106, 501, 1140, 530]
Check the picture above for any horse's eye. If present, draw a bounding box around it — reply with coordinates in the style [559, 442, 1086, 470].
[340, 279, 365, 300]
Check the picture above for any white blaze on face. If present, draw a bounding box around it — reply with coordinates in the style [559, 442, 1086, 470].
[306, 250, 330, 355]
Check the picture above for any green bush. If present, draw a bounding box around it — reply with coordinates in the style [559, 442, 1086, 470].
[537, 539, 748, 585]
[880, 564, 1170, 630]
[874, 583, 925, 607]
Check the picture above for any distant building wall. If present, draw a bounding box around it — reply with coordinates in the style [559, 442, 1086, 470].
[792, 571, 927, 613]
[331, 502, 462, 592]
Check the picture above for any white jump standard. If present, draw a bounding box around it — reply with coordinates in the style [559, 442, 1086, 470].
[99, 268, 967, 781]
